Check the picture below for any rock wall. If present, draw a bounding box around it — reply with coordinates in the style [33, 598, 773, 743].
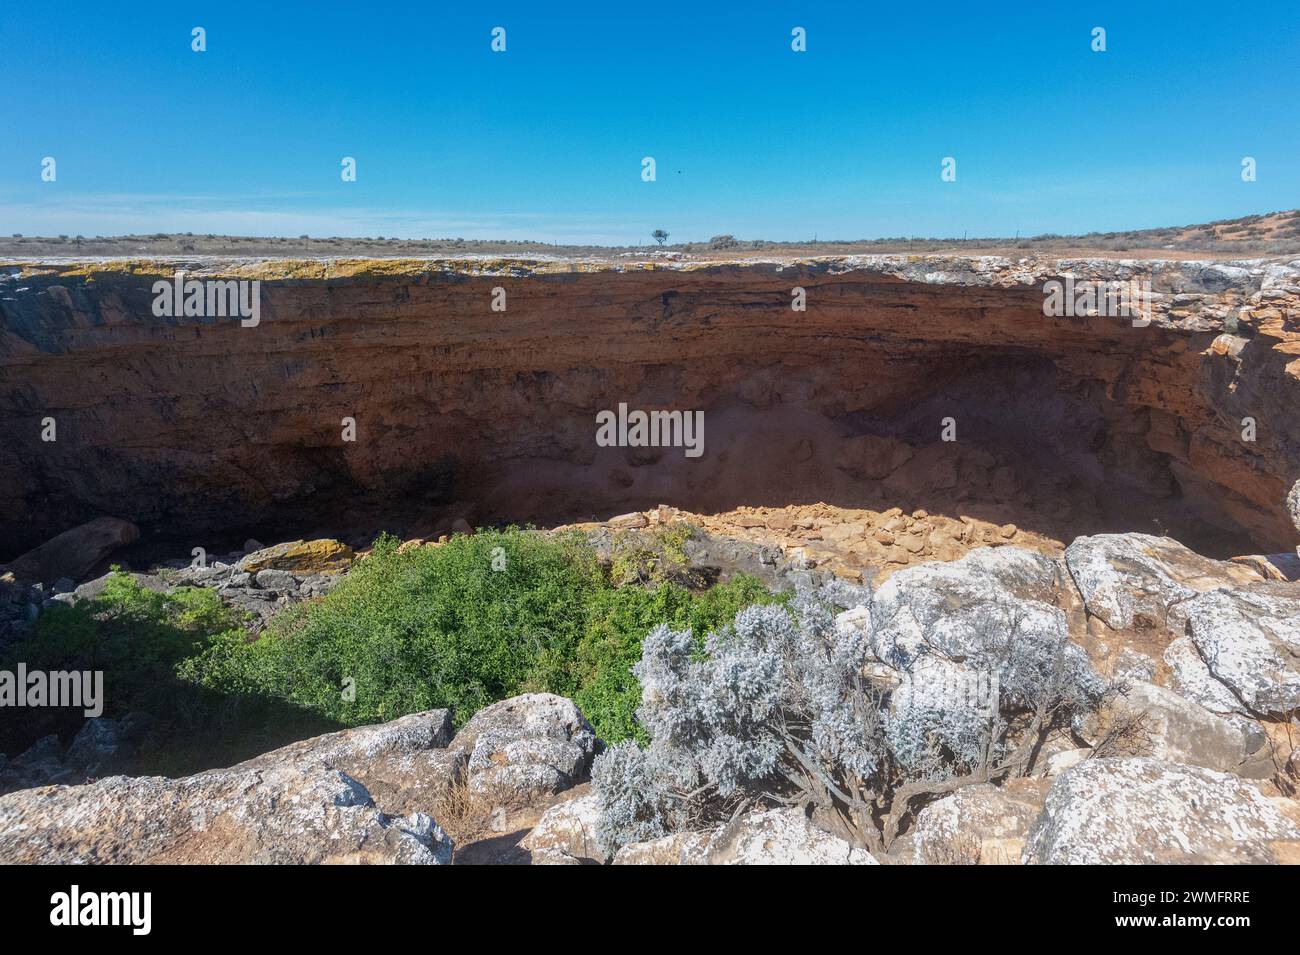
[2, 255, 1298, 560]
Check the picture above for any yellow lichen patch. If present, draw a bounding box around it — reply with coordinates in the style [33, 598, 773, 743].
[241, 538, 354, 574]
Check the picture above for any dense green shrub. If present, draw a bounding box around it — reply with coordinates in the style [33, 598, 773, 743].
[183, 528, 786, 741]
[1, 529, 784, 770]
[184, 529, 606, 728]
[0, 571, 252, 763]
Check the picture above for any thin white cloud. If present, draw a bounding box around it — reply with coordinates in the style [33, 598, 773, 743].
[0, 193, 640, 245]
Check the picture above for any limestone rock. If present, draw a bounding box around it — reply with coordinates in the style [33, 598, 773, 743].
[1045, 748, 1090, 777]
[233, 709, 460, 816]
[1181, 585, 1300, 717]
[607, 512, 649, 529]
[454, 694, 596, 808]
[864, 546, 1095, 697]
[1102, 681, 1271, 777]
[1023, 757, 1300, 864]
[521, 791, 604, 862]
[238, 539, 353, 575]
[1163, 637, 1247, 714]
[2, 517, 140, 584]
[0, 764, 452, 864]
[1111, 647, 1158, 683]
[913, 781, 1046, 864]
[253, 568, 297, 592]
[705, 807, 877, 865]
[612, 829, 719, 865]
[1064, 533, 1258, 633]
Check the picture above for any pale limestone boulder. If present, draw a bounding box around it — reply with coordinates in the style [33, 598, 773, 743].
[0, 763, 451, 864]
[913, 781, 1046, 864]
[1024, 757, 1300, 864]
[521, 792, 604, 862]
[867, 546, 1077, 670]
[612, 829, 719, 865]
[454, 694, 597, 809]
[1103, 682, 1271, 777]
[1181, 586, 1300, 717]
[1164, 637, 1246, 714]
[1063, 533, 1258, 633]
[233, 709, 462, 816]
[1045, 748, 1090, 777]
[705, 807, 877, 865]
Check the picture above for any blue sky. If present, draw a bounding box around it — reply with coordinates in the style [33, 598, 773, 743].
[1, 1, 1296, 243]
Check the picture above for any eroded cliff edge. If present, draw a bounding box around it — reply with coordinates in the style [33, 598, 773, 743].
[2, 254, 1299, 560]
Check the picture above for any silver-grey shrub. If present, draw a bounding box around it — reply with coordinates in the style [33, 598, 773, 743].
[593, 582, 1108, 856]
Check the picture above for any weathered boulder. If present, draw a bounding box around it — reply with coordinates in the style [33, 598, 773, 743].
[1098, 681, 1271, 777]
[913, 780, 1047, 864]
[233, 709, 461, 816]
[1023, 757, 1300, 864]
[253, 568, 297, 592]
[1064, 533, 1259, 633]
[0, 764, 452, 864]
[454, 694, 597, 808]
[612, 829, 719, 865]
[1111, 647, 1158, 683]
[2, 517, 140, 584]
[63, 715, 152, 779]
[520, 791, 604, 863]
[1044, 748, 1090, 777]
[868, 546, 1070, 665]
[1163, 636, 1246, 714]
[0, 735, 77, 793]
[1179, 585, 1300, 717]
[860, 546, 1101, 721]
[704, 807, 877, 865]
[237, 539, 353, 575]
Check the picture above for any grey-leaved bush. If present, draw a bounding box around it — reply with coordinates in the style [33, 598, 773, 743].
[592, 581, 1110, 857]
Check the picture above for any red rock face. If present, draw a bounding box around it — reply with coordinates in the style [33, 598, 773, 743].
[1, 256, 1298, 560]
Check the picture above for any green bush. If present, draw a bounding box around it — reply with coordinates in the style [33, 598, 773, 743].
[184, 529, 607, 728]
[184, 528, 786, 741]
[0, 571, 251, 763]
[2, 529, 784, 769]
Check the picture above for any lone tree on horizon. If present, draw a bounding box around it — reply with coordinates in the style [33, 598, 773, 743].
[652, 229, 669, 246]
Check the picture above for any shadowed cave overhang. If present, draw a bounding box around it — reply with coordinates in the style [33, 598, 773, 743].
[1, 254, 1299, 561]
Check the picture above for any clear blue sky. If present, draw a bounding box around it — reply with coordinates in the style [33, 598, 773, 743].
[2, 1, 1296, 243]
